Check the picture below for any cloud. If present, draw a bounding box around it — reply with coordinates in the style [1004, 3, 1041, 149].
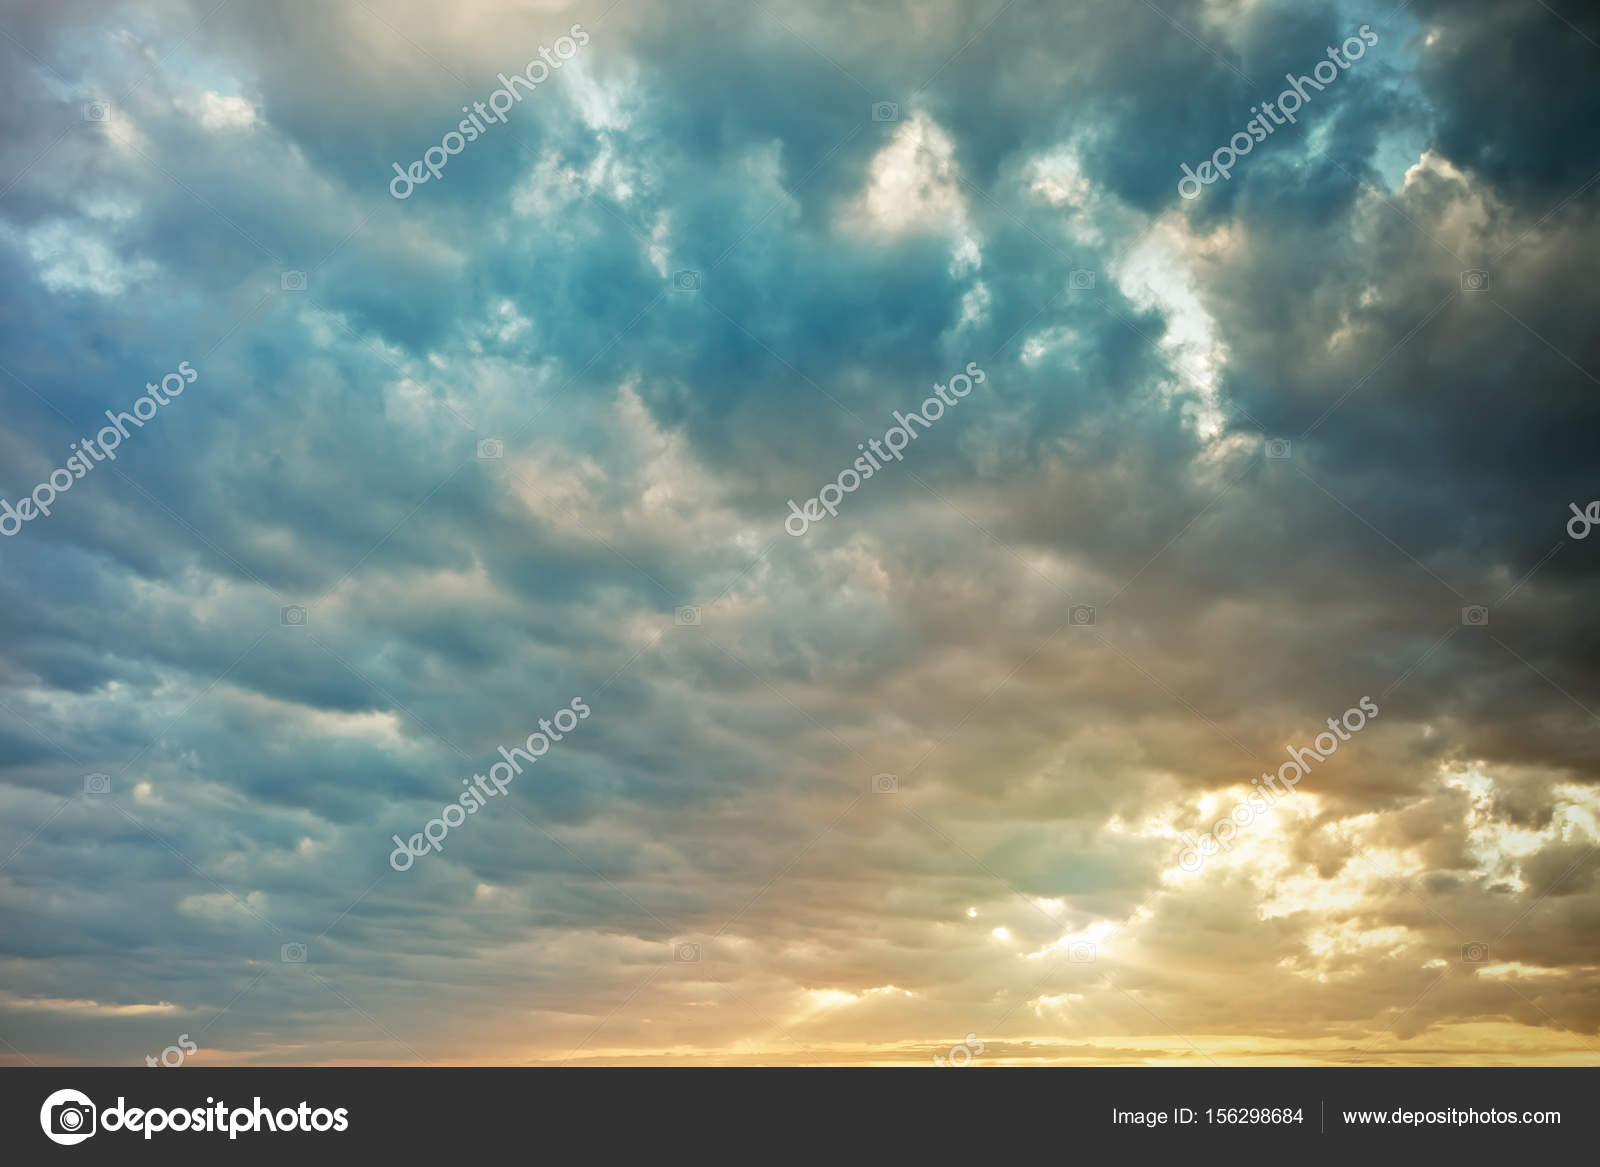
[0, 0, 1597, 1066]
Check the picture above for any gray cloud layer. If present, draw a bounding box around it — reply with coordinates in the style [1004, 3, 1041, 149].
[1, 0, 1597, 1065]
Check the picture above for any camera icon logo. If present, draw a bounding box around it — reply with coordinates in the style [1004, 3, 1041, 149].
[1068, 604, 1096, 627]
[281, 942, 308, 963]
[1068, 269, 1096, 291]
[1460, 269, 1490, 292]
[82, 101, 111, 123]
[40, 1088, 97, 1145]
[476, 438, 505, 460]
[280, 270, 308, 292]
[1461, 605, 1489, 627]
[871, 101, 899, 122]
[674, 605, 702, 627]
[673, 270, 701, 291]
[84, 773, 111, 796]
[281, 605, 307, 627]
[1264, 438, 1292, 460]
[871, 773, 898, 794]
[1068, 940, 1096, 962]
[1461, 941, 1489, 963]
[674, 942, 701, 962]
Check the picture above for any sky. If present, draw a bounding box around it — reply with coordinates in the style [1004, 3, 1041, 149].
[1, 0, 1598, 1067]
